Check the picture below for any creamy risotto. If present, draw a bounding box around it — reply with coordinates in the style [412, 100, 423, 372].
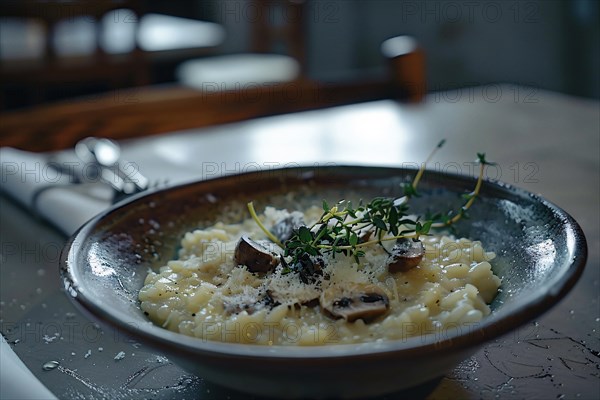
[139, 205, 501, 345]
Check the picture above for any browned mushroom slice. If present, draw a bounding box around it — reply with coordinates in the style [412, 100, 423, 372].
[387, 238, 425, 272]
[270, 212, 305, 242]
[320, 284, 390, 323]
[234, 236, 279, 273]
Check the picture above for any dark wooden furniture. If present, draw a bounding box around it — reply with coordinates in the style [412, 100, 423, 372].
[250, 0, 307, 74]
[0, 1, 228, 110]
[0, 0, 150, 107]
[175, 0, 307, 91]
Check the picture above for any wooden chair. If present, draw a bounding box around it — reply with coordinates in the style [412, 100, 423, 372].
[250, 0, 307, 74]
[0, 0, 150, 109]
[175, 0, 425, 101]
[381, 36, 426, 103]
[176, 0, 307, 92]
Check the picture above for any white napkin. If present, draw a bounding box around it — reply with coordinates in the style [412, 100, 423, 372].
[1, 147, 115, 235]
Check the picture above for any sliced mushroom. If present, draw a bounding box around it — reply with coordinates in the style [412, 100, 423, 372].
[320, 283, 390, 322]
[387, 238, 425, 272]
[270, 212, 305, 242]
[234, 236, 279, 273]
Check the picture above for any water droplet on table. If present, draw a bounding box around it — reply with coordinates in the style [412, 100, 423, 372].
[42, 361, 59, 371]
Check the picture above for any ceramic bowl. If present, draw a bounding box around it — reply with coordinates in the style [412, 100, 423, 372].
[61, 166, 587, 399]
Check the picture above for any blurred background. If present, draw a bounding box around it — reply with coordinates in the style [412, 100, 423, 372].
[0, 0, 598, 111]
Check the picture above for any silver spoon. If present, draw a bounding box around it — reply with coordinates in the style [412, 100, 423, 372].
[75, 137, 149, 202]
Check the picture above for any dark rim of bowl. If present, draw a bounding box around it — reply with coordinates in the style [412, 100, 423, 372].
[60, 165, 588, 360]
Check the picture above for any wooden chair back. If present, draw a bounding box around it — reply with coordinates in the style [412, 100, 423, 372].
[0, 0, 150, 108]
[250, 0, 306, 74]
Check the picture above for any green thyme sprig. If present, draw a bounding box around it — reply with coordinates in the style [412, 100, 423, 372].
[402, 139, 446, 199]
[429, 152, 495, 228]
[247, 141, 492, 269]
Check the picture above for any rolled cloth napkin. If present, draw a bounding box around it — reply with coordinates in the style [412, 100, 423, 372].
[1, 147, 119, 234]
